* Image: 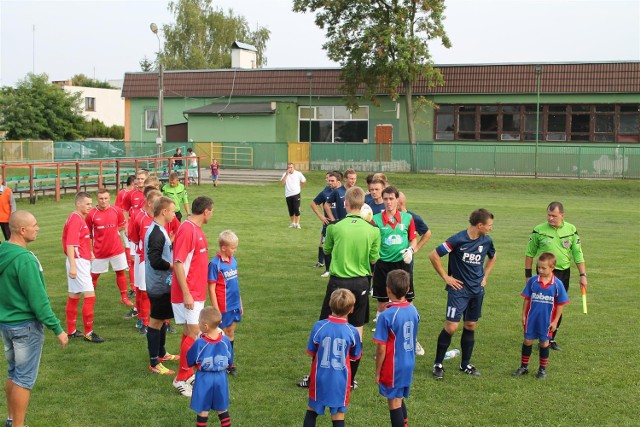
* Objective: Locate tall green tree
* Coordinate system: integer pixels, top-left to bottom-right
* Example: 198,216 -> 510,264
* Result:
160,0 -> 270,70
293,0 -> 451,163
0,73 -> 87,140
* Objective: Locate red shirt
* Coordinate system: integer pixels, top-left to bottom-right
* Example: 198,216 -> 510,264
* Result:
62,212 -> 92,260
85,206 -> 126,259
165,216 -> 181,240
136,212 -> 155,261
171,220 -> 209,303
115,188 -> 130,210
126,189 -> 145,238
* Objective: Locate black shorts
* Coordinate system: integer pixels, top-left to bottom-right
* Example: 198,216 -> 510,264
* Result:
149,293 -> 174,320
372,260 -> 413,302
285,194 -> 301,217
554,268 -> 570,292
319,276 -> 370,327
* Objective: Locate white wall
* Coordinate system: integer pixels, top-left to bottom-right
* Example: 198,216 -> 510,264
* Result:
63,86 -> 124,127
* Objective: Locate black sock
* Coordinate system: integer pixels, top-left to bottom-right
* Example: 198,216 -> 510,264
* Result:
218,410 -> 231,427
303,410 -> 318,427
350,358 -> 360,384
332,420 -> 345,427
539,345 -> 550,370
390,407 -> 404,427
318,247 -> 325,264
325,254 -> 332,272
196,414 -> 208,427
460,328 -> 475,367
146,326 -> 161,365
159,323 -> 167,357
434,329 -> 453,364
401,399 -> 408,420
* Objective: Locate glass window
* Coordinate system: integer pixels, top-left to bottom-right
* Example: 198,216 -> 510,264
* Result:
437,105 -> 454,113
458,115 -> 475,132
85,97 -> 96,112
619,115 -> 639,133
502,105 -> 519,113
351,106 -> 369,120
334,106 -> 350,120
525,105 -> 542,112
145,110 -> 158,130
571,105 -> 590,112
436,132 -> 454,140
459,105 -> 476,113
503,114 -> 520,132
595,115 -> 614,133
571,114 -> 590,133
480,106 -> 498,112
436,114 -> 454,132
595,104 -> 615,112
549,105 -> 566,112
480,114 -> 498,132
546,133 -> 567,141
334,121 -> 368,142
548,114 -> 566,132
299,107 -> 314,119
595,134 -> 614,142
317,106 -> 333,119
524,115 -> 542,133
620,104 -> 639,113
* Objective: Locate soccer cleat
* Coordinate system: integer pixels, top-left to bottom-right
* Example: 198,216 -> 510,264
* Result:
167,324 -> 177,334
135,319 -> 143,329
313,262 -> 325,268
123,308 -> 138,320
320,271 -> 330,278
121,297 -> 134,307
536,368 -> 547,379
297,375 -> 310,388
549,341 -> 562,351
350,379 -> 358,390
227,365 -> 238,376
84,332 -> 105,343
295,223 -> 301,229
288,223 -> 295,228
172,379 -> 193,397
187,374 -> 196,386
149,363 -> 175,375
512,366 -> 529,376
160,353 -> 179,362
139,326 -> 148,336
460,364 -> 481,376
433,364 -> 444,379
415,341 -> 425,356
67,330 -> 84,339
127,289 -> 136,299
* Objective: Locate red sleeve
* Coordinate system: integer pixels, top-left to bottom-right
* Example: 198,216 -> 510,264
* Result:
129,213 -> 141,244
121,191 -> 132,211
408,217 -> 417,241
64,215 -> 81,247
117,207 -> 126,228
85,210 -> 94,238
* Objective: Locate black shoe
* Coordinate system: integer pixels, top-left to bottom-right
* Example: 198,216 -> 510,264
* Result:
139,326 -> 148,336
67,330 -> 84,339
297,375 -> 310,387
123,308 -> 138,320
536,368 -> 547,379
549,341 -> 562,351
227,366 -> 238,376
512,366 -> 529,376
460,364 -> 481,376
433,364 -> 444,379
127,289 -> 136,299
84,332 -> 105,343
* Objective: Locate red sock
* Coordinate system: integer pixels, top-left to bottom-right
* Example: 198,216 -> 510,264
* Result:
115,270 -> 128,298
135,288 -> 142,313
176,334 -> 195,381
127,253 -> 135,289
82,296 -> 96,334
138,291 -> 150,326
65,297 -> 80,334
91,273 -> 100,289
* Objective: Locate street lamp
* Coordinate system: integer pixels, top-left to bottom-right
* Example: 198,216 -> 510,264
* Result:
534,65 -> 542,178
306,72 -> 313,143
150,22 -> 164,158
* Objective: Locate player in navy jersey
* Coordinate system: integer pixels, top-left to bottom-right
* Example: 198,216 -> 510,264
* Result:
374,270 -> 420,427
428,208 -> 497,379
303,288 -> 362,427
319,171 -> 343,278
187,306 -> 233,427
324,174 -> 347,222
310,172 -> 338,269
208,230 -> 242,375
513,252 -> 569,379
365,178 -> 386,215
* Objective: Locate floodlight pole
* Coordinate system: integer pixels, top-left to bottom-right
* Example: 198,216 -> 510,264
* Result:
151,23 -> 164,159
306,72 -> 313,143
535,65 -> 542,179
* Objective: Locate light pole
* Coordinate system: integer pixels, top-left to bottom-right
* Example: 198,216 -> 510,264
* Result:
150,23 -> 164,158
534,65 -> 542,178
306,72 -> 313,143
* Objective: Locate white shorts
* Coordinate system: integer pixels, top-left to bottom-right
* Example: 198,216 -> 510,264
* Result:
135,259 -> 146,291
172,301 -> 205,325
66,258 -> 93,293
129,241 -> 137,253
91,253 -> 128,274
121,231 -> 131,250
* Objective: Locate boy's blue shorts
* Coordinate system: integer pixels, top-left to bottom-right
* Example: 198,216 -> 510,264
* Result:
221,309 -> 242,329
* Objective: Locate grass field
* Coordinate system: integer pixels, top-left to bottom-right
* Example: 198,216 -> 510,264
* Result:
0,173 -> 638,427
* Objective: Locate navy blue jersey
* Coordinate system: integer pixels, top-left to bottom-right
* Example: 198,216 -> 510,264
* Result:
522,275 -> 569,340
435,230 -> 496,296
364,193 -> 374,206
306,316 -> 362,408
187,334 -> 233,412
313,185 -> 333,206
326,186 -> 348,220
366,199 -> 385,216
373,301 -> 420,388
407,210 -> 429,236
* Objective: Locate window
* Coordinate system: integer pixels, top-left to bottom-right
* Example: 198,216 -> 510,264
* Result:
146,109 -> 159,130
433,104 -> 640,143
298,106 -> 369,143
85,97 -> 96,112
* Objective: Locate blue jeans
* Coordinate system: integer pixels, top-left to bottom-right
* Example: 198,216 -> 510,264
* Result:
0,320 -> 44,390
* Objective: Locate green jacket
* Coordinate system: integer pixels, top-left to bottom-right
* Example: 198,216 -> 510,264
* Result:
162,182 -> 189,213
525,220 -> 585,270
0,242 -> 63,335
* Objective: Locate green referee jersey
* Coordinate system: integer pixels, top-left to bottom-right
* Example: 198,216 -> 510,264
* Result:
161,182 -> 189,213
525,220 -> 585,270
324,214 -> 381,278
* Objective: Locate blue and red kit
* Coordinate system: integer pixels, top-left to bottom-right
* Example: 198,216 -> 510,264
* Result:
306,316 -> 362,412
373,301 -> 420,388
187,333 -> 233,413
521,275 -> 570,341
208,254 -> 240,313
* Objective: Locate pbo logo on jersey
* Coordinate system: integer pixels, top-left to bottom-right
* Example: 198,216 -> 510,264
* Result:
462,252 -> 481,265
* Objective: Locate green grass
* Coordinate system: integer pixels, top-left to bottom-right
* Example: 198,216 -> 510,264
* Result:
1,173 -> 638,427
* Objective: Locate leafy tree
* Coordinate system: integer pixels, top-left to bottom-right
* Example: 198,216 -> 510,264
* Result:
160,0 -> 270,70
71,73 -> 115,89
0,73 -> 88,140
140,56 -> 154,72
293,0 -> 451,166
85,118 -> 124,139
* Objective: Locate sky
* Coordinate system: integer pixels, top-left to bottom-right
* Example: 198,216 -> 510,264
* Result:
0,0 -> 638,87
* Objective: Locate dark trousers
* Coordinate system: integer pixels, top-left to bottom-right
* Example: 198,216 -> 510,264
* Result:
552,268 -> 570,339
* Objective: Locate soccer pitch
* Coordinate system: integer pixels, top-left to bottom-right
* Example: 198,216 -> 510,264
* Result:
1,173 -> 638,427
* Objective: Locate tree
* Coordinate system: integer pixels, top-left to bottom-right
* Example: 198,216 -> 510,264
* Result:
293,0 -> 451,168
159,0 -> 270,70
71,74 -> 115,89
139,56 -> 154,72
0,73 -> 88,140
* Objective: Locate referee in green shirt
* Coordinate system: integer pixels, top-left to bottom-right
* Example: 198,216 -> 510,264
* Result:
161,172 -> 190,221
525,201 -> 588,351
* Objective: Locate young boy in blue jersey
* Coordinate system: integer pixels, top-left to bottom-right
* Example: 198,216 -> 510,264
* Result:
374,269 -> 420,427
513,252 -> 569,379
208,230 -> 242,376
428,208 -> 497,379
303,288 -> 362,427
187,306 -> 233,427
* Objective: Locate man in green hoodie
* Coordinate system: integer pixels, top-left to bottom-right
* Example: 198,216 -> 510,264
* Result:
0,211 -> 68,427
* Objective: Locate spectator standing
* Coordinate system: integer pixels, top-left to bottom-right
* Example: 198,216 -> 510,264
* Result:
0,180 -> 16,241
280,163 -> 306,229
187,148 -> 198,183
210,158 -> 220,187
